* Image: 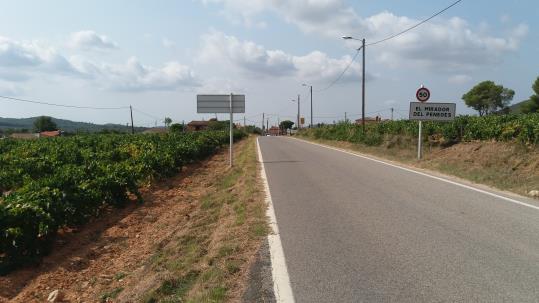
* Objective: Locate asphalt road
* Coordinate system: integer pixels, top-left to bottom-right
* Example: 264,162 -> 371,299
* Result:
258,136 -> 539,303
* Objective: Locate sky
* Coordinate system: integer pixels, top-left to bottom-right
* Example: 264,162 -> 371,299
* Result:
0,0 -> 537,127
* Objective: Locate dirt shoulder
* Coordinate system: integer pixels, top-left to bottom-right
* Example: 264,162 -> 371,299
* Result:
0,136 -> 267,303
296,136 -> 539,199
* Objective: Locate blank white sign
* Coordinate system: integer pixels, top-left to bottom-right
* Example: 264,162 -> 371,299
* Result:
197,94 -> 245,113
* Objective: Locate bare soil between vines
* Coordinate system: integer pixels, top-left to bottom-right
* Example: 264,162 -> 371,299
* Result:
0,137 -> 266,302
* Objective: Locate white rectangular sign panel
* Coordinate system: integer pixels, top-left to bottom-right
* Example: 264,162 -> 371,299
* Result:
197,94 -> 245,113
409,102 -> 456,121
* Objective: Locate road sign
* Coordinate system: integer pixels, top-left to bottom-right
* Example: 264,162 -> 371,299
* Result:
409,102 -> 456,121
300,117 -> 305,125
196,94 -> 246,168
197,94 -> 245,113
410,101 -> 454,160
416,87 -> 430,103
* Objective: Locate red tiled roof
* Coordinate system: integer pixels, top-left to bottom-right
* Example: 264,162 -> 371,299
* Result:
40,130 -> 61,137
188,121 -> 210,126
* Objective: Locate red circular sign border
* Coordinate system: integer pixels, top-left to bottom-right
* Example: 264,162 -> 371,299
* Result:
416,87 -> 430,102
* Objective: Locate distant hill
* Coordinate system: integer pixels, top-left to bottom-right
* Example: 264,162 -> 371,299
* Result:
0,116 -> 147,133
507,100 -> 529,114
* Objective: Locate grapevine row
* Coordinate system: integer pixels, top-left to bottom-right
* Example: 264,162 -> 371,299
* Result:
0,130 -> 246,273
302,114 -> 539,146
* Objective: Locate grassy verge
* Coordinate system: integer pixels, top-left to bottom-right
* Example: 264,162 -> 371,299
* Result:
297,134 -> 539,197
141,136 -> 267,303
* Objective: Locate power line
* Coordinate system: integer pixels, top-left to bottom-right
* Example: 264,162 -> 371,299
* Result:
314,49 -> 361,92
0,95 -> 129,110
366,0 -> 463,47
132,107 -> 161,121
315,0 -> 463,92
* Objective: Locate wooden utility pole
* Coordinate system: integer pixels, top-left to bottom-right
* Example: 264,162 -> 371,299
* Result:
130,105 -> 135,134
361,38 -> 366,133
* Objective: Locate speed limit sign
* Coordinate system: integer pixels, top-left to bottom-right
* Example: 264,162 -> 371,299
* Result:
416,87 -> 430,102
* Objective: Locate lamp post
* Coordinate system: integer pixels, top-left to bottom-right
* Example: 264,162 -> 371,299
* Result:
342,36 -> 366,133
302,83 -> 313,127
291,96 -> 300,130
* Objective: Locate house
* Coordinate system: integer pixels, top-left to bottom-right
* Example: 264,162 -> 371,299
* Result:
39,130 -> 62,138
187,121 -> 210,131
268,126 -> 281,136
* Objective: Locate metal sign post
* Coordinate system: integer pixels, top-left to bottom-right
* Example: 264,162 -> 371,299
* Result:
197,94 -> 245,167
416,86 -> 429,160
409,86 -> 456,160
417,121 -> 422,159
229,93 -> 233,167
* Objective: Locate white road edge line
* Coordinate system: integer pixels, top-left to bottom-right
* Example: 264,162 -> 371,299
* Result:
257,137 -> 295,303
292,137 -> 539,211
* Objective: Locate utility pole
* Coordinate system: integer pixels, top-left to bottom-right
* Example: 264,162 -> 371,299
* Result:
266,118 -> 269,133
262,113 -> 265,134
244,116 -> 246,127
310,85 -> 313,128
129,105 -> 134,134
391,108 -> 394,120
361,38 -> 366,133
345,112 -> 347,123
297,94 -> 301,129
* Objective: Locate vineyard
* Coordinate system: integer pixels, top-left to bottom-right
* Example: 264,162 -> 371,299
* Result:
301,114 -> 539,147
0,130 -> 245,273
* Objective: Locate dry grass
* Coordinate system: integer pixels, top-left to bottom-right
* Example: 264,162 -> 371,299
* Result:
136,136 -> 267,303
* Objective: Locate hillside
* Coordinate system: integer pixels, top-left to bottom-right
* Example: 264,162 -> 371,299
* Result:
508,100 -> 529,114
0,116 -> 147,133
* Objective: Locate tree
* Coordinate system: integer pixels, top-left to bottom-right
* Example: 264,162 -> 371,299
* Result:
33,116 -> 57,132
169,123 -> 184,133
521,77 -> 539,113
279,120 -> 294,130
462,81 -> 515,116
208,120 -> 233,131
164,117 -> 172,128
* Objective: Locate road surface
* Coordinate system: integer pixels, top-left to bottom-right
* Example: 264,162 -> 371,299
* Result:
258,136 -> 539,303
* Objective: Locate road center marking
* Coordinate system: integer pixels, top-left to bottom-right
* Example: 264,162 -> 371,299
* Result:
257,137 -> 295,303
292,137 -> 539,211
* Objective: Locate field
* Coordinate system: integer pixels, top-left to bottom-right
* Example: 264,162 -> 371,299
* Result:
305,113 -> 539,147
0,130 -> 246,273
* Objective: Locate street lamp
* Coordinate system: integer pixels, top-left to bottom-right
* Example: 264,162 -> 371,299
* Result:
291,95 -> 300,130
302,83 -> 313,127
342,35 -> 366,133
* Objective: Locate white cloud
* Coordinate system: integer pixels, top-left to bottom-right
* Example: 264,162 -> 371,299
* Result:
203,0 -> 528,72
0,36 -> 78,80
68,30 -> 117,51
71,56 -> 199,92
198,31 -> 366,83
0,35 -> 199,92
448,74 -> 472,84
